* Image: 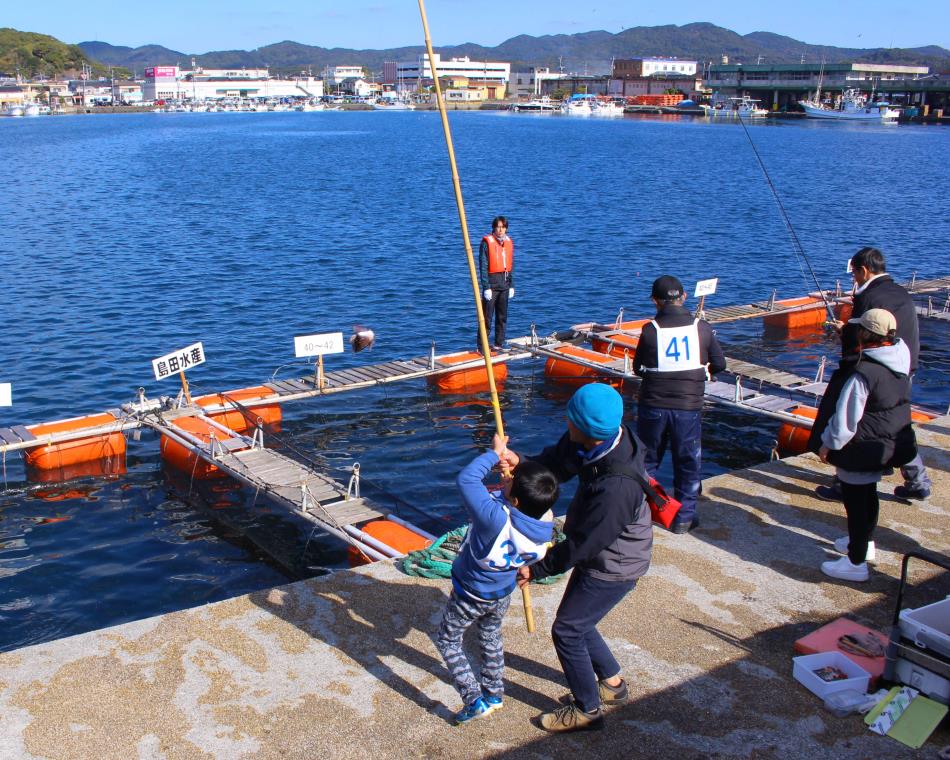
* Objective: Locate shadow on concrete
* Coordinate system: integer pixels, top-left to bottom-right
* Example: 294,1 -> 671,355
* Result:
487,573 -> 950,760
249,573 -> 556,723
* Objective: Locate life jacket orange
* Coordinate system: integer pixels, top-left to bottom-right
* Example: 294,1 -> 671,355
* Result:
482,235 -> 514,274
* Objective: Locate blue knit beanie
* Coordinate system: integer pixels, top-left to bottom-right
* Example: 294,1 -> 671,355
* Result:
567,383 -> 623,440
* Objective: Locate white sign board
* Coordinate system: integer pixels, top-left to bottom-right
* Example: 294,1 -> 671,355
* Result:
694,278 -> 719,298
152,342 -> 206,381
294,332 -> 344,358
0,383 -> 11,407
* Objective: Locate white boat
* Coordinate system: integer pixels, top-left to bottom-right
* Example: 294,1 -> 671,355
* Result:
560,95 -> 593,116
2,105 -> 24,117
372,99 -> 415,111
592,100 -> 624,117
800,89 -> 899,122
295,100 -> 324,112
709,96 -> 768,118
22,103 -> 41,117
510,97 -> 557,113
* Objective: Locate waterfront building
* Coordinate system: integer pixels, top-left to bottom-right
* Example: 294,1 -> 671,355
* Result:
0,85 -> 25,107
323,65 -> 364,85
510,67 -> 565,99
704,62 -> 932,111
394,53 -> 509,95
142,66 -> 324,101
614,57 -> 698,78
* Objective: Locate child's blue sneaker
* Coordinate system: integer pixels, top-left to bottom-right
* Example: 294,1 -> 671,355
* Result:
482,694 -> 503,714
455,697 -> 491,725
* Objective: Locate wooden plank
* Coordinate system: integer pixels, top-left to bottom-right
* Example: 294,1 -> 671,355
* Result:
357,365 -> 393,380
331,369 -> 376,386
0,428 -> 22,445
11,425 -> 36,442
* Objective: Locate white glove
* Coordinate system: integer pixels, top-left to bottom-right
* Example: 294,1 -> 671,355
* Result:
483,288 -> 493,301
508,288 -> 515,301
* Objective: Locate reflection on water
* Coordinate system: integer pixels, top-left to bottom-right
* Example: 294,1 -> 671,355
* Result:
0,111 -> 948,652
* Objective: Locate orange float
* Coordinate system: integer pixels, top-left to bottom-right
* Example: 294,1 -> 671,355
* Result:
544,345 -> 624,389
348,519 -> 433,567
428,351 -> 508,394
24,413 -> 127,473
776,406 -> 818,456
591,332 -> 640,358
763,297 -> 828,330
194,386 -> 281,432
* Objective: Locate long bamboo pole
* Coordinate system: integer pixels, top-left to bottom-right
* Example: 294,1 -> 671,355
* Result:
416,0 -> 534,633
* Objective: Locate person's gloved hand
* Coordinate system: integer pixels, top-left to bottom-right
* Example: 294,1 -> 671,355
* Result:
508,288 -> 515,301
483,288 -> 493,301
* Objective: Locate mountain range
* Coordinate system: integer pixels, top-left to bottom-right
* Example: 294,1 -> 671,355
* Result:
79,23 -> 949,76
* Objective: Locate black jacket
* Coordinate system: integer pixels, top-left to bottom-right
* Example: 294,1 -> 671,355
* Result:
528,425 -> 653,582
633,303 -> 727,411
845,275 -> 920,372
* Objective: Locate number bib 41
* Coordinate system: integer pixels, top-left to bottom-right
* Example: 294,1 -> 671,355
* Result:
653,319 -> 703,372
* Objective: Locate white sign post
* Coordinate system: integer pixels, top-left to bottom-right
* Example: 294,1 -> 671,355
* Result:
151,342 -> 206,404
693,278 -> 719,318
294,332 -> 344,389
0,383 -> 11,408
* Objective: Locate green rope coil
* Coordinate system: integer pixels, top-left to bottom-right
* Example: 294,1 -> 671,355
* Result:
400,522 -> 566,584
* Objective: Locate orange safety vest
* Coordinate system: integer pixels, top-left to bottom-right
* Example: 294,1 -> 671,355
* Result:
482,235 -> 514,274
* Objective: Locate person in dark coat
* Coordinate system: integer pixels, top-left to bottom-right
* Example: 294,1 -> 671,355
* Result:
817,247 -> 931,501
808,309 -> 916,581
633,275 -> 727,533
502,383 -> 652,733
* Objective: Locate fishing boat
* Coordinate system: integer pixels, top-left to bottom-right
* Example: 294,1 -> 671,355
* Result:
2,105 -> 24,117
509,97 -> 557,113
592,99 -> 624,117
800,89 -> 900,122
372,98 -> 415,111
22,103 -> 41,117
709,95 -> 768,118
560,94 -> 593,116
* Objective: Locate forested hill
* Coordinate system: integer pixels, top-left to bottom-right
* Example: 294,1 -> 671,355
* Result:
78,22 -> 949,75
0,28 -> 124,78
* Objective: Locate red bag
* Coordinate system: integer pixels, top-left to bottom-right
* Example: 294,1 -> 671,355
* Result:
640,477 -> 682,529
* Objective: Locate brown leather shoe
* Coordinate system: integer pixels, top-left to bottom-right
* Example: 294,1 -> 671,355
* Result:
538,702 -> 604,733
558,678 -> 629,708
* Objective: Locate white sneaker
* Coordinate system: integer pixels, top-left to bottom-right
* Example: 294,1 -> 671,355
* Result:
833,536 -> 876,562
821,556 -> 870,582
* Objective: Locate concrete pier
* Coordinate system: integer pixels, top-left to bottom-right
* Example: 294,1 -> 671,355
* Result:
1,419 -> 948,759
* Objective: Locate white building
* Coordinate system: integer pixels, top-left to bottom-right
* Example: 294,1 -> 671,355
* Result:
394,53 -> 510,94
142,66 -> 323,101
510,67 -> 565,98
613,58 -> 698,79
323,65 -> 364,85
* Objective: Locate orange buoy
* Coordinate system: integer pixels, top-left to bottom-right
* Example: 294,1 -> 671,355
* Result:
544,345 -> 623,389
835,302 -> 853,324
348,519 -> 433,566
776,406 -> 818,455
428,351 -> 508,394
763,297 -> 827,330
194,386 -> 281,432
160,415 -> 249,479
24,413 -> 127,473
615,318 -> 650,333
591,332 -> 640,358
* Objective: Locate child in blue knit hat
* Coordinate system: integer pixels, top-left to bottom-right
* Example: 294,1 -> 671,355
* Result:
436,433 -> 559,725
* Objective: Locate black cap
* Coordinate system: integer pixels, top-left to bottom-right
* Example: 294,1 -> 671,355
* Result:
651,275 -> 684,301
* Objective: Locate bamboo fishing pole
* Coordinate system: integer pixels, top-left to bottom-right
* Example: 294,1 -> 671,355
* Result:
416,0 -> 535,634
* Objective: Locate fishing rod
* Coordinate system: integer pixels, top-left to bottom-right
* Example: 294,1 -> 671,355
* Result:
735,116 -> 837,326
416,0 -> 536,633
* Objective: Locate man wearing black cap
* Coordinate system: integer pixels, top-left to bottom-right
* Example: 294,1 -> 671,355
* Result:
633,275 -> 726,533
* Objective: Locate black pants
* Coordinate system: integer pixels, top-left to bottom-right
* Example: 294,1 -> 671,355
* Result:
840,481 -> 879,564
480,287 -> 509,348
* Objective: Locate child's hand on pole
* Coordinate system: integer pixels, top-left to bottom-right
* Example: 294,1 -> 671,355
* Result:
492,433 -> 509,458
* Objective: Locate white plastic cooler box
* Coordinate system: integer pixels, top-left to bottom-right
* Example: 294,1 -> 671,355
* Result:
896,596 -> 950,703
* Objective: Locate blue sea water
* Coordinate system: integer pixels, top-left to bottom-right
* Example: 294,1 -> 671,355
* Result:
0,110 -> 948,652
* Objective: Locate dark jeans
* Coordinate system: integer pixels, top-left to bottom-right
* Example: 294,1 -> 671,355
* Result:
480,286 -> 509,347
551,569 -> 637,713
636,404 -> 703,522
840,481 -> 879,564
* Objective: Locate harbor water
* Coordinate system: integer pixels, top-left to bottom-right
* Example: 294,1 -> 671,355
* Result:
1,110 -> 948,653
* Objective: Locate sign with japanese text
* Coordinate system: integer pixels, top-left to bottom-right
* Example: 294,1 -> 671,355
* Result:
294,332 -> 344,358
152,342 -> 205,381
694,278 -> 719,298
0,383 -> 10,407
145,66 -> 178,79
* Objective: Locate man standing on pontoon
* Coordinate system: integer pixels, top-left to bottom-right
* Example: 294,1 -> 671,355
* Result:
478,216 -> 514,351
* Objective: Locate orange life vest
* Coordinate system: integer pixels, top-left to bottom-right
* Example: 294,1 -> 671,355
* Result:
482,235 -> 514,274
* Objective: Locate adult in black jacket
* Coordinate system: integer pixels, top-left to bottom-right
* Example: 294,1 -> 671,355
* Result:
833,247 -> 930,500
506,383 -> 652,733
633,275 -> 726,533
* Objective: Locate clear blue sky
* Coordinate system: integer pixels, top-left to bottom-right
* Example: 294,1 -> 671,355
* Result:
6,0 -> 948,53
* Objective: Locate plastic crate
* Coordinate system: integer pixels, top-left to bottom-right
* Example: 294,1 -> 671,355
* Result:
894,656 -> 950,705
899,597 -> 950,659
793,651 -> 870,699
